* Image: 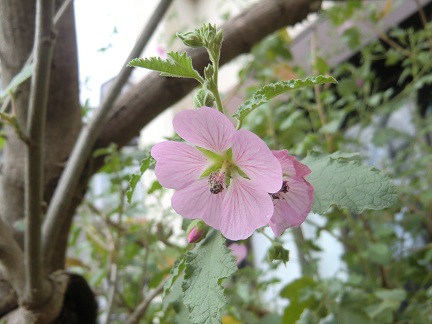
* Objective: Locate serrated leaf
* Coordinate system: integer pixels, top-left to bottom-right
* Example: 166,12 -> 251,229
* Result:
163,258 -> 185,309
233,75 -> 337,122
126,156 -> 152,204
302,152 -> 397,214
128,51 -> 204,82
162,258 -> 191,324
148,180 -> 162,194
182,232 -> 237,324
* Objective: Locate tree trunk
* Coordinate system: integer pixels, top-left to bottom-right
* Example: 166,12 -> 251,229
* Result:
0,0 -> 81,321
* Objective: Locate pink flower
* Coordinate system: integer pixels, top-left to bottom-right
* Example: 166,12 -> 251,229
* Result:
228,243 -> 248,265
269,150 -> 314,237
151,107 -> 282,240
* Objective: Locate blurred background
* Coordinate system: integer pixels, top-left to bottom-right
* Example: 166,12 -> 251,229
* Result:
44,0 -> 432,322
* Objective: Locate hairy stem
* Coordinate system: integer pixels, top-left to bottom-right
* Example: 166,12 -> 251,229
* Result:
311,28 -> 333,152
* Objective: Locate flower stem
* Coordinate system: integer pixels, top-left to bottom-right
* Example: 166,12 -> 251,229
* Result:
208,49 -> 224,113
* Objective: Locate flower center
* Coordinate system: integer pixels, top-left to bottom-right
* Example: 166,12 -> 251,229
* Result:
270,180 -> 290,200
199,147 -> 249,194
208,171 -> 225,194
281,181 -> 289,193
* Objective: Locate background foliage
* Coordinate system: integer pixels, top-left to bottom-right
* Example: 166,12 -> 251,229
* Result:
65,1 -> 432,323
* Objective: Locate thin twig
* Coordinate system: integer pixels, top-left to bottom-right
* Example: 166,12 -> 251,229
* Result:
104,263 -> 118,324
24,0 -> 56,305
310,28 -> 333,151
126,279 -> 166,324
373,27 -> 412,58
42,0 -> 174,269
104,166 -> 127,323
358,214 -> 390,289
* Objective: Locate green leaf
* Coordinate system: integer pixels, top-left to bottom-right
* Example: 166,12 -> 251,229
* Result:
302,152 -> 397,214
367,289 -> 406,319
147,180 -> 162,194
342,26 -> 361,49
374,289 -> 406,302
365,242 -> 391,265
267,242 -> 289,265
128,51 -> 204,83
162,258 -> 192,324
163,258 -> 185,306
233,76 -> 337,122
1,63 -> 33,101
126,156 -> 152,204
336,308 -> 373,324
280,277 -> 318,324
182,232 -> 237,324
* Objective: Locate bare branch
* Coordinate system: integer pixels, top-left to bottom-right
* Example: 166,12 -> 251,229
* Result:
24,0 -> 56,305
42,0 -> 174,269
126,280 -> 166,324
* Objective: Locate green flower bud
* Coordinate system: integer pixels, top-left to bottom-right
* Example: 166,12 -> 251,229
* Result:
213,29 -> 224,48
193,88 -> 215,108
177,31 -> 203,48
267,242 -> 289,265
204,64 -> 214,81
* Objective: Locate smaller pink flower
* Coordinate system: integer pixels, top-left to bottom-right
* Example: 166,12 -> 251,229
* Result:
155,45 -> 167,59
228,243 -> 247,265
269,150 -> 314,237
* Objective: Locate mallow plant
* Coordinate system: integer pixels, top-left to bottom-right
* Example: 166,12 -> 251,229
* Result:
126,23 -> 397,324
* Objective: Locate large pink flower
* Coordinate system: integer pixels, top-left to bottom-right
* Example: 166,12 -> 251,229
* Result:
151,107 -> 282,240
269,150 -> 314,237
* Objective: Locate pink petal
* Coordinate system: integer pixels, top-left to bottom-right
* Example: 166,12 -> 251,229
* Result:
269,177 -> 314,237
173,107 -> 236,154
151,141 -> 208,190
220,176 -> 274,240
232,130 -> 282,193
272,150 -> 311,178
171,178 -> 225,226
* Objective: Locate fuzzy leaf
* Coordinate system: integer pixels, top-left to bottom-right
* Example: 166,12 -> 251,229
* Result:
182,232 -> 237,324
302,152 -> 397,214
128,51 -> 203,82
233,75 -> 337,121
162,258 -> 191,324
126,156 -> 152,204
163,258 -> 185,309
